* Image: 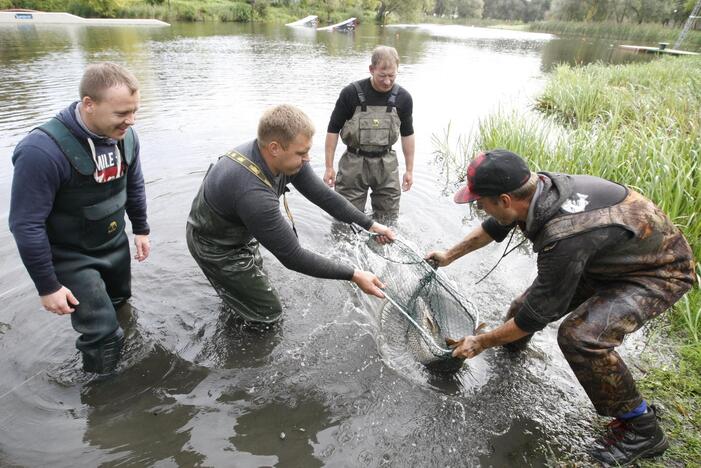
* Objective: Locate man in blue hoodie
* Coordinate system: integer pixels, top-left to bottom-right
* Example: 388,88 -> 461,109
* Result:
9,62 -> 150,374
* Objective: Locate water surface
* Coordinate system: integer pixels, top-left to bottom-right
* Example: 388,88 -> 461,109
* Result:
0,22 -> 654,467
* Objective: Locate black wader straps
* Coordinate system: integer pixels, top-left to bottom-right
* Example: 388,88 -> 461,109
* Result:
225,150 -> 298,238
386,84 -> 399,113
353,81 -> 367,112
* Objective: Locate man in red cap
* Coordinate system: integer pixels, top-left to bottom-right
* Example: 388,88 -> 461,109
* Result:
426,149 -> 695,466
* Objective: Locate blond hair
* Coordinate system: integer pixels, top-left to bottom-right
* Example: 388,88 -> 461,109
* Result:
79,62 -> 139,102
371,45 -> 400,68
257,104 -> 315,148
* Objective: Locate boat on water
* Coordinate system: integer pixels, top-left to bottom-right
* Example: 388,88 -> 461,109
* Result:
317,17 -> 357,32
0,9 -> 169,26
285,15 -> 318,28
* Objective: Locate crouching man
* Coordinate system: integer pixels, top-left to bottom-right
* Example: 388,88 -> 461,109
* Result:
426,149 -> 695,465
187,104 -> 394,325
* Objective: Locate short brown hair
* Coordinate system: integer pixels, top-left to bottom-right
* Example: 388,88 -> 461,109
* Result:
79,62 -> 139,101
257,104 -> 315,148
371,45 -> 399,68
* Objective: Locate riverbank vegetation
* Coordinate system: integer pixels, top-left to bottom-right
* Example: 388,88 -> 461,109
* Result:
5,0 -> 696,28
433,55 -> 701,464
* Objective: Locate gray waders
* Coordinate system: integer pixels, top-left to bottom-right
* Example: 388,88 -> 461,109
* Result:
187,151 -> 288,324
337,82 -> 402,217
38,118 -> 136,373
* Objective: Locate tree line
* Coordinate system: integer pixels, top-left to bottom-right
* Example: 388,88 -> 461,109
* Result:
3,0 -> 697,25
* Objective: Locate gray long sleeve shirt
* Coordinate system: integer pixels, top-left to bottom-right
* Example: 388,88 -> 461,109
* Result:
203,140 -> 373,280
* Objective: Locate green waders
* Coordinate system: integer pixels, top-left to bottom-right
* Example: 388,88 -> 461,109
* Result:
336,82 -> 402,216
186,153 -> 285,324
38,118 -> 136,373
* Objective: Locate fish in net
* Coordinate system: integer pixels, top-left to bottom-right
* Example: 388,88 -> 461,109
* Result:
353,232 -> 478,373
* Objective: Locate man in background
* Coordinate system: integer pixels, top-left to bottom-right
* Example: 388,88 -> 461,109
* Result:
324,45 -> 415,220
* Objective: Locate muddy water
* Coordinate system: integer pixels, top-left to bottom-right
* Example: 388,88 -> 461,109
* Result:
0,22 -> 653,466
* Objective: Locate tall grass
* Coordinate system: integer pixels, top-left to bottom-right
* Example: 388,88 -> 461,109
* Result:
115,0 -> 376,24
116,0 -> 254,22
528,20 -> 701,52
434,56 -> 701,463
435,56 -> 701,340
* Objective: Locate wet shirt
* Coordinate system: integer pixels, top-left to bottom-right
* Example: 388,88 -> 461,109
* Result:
203,140 -> 373,280
327,78 -> 414,137
481,173 -> 631,333
9,102 -> 149,296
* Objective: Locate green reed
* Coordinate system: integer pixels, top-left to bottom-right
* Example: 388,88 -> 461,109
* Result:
528,20 -> 701,52
435,56 -> 701,341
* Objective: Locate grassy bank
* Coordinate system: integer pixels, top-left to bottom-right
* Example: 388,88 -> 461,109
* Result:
527,20 -> 701,52
433,55 -> 700,465
115,0 -> 375,24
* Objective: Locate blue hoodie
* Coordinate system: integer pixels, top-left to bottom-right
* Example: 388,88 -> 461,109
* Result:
9,102 -> 149,296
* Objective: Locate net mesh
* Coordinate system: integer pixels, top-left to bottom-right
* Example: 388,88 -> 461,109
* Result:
355,234 -> 478,373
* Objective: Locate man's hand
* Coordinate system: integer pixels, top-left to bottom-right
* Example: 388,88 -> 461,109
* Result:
402,172 -> 413,192
324,167 -> 336,187
134,234 -> 150,262
446,335 -> 485,359
41,286 -> 79,315
351,270 -> 386,298
425,250 -> 451,268
368,222 -> 396,245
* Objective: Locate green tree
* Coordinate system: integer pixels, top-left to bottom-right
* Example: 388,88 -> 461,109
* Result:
625,0 -> 674,23
548,0 -> 608,21
483,0 -> 550,21
375,0 -> 425,23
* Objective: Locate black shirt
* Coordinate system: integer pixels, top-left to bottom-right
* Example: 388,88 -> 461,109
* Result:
327,78 -> 414,137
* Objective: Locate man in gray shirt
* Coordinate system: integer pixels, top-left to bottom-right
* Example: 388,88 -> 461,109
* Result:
187,104 -> 394,324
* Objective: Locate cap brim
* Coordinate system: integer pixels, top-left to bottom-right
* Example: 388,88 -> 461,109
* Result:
453,185 -> 481,204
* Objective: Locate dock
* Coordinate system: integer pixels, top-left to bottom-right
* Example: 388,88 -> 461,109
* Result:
618,44 -> 699,56
0,9 -> 170,26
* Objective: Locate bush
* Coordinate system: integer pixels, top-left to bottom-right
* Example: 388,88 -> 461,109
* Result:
212,2 -> 253,22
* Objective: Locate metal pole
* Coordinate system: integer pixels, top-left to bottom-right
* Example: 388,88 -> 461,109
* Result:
674,0 -> 701,50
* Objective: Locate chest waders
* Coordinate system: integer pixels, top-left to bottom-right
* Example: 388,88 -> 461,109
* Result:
37,118 -> 137,374
524,188 -> 694,417
336,82 -> 402,217
186,150 -> 296,324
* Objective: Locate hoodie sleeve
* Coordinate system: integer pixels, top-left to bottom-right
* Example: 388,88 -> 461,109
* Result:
291,163 -> 373,229
125,131 -> 150,235
9,135 -> 71,296
513,226 -> 631,333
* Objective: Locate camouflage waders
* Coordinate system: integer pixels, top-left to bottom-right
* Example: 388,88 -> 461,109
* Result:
186,159 -> 284,324
337,82 -> 401,216
511,190 -> 695,417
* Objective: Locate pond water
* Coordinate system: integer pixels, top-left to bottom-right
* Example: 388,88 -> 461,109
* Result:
0,21 -> 654,467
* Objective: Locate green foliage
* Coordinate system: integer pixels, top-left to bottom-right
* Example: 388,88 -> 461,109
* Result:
66,0 -> 119,17
482,0 -> 550,22
528,20 -> 701,51
433,54 -> 701,466
548,0 -> 678,23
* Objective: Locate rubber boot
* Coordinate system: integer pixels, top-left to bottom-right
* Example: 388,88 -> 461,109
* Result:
81,327 -> 125,374
590,405 -> 669,466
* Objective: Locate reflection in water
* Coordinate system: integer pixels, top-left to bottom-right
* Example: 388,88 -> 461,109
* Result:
0,21 -> 651,467
81,344 -> 209,466
194,307 -> 283,369
231,397 -> 332,468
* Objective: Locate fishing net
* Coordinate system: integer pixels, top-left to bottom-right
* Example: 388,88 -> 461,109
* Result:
353,232 -> 478,373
